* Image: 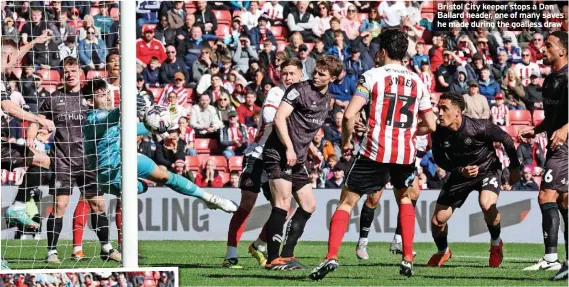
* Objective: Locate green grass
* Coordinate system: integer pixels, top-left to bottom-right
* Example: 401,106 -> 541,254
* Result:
2,240 -> 567,286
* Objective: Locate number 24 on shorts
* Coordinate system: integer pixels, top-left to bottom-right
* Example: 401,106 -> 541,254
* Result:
482,177 -> 499,188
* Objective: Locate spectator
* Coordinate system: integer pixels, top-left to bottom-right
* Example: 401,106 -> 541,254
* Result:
27,73 -> 50,114
31,29 -> 60,71
493,23 -> 520,48
309,167 -> 323,188
7,79 -> 25,108
354,0 -> 372,13
142,57 -> 161,88
312,128 -> 335,161
177,24 -> 209,70
285,32 -> 305,59
427,166 -> 449,190
236,89 -> 261,127
418,61 -> 435,92
223,69 -> 247,95
214,92 -> 235,126
19,66 -> 36,103
329,69 -> 356,110
469,25 -> 499,61
524,72 -> 543,112
344,46 -> 370,80
497,36 -> 522,64
501,68 -> 526,110
165,92 -> 188,124
463,80 -> 490,120
445,22 -> 463,52
178,116 -> 197,156
232,35 -> 259,73
413,41 -> 430,74
359,8 -> 382,40
192,47 -> 217,84
340,4 -> 361,40
190,93 -> 224,137
159,44 -> 189,86
249,14 -> 277,50
449,65 -> 469,94
435,50 -> 462,92
401,15 -> 423,57
78,15 -> 102,41
327,31 -> 349,61
515,49 -> 541,87
297,44 -> 316,80
287,1 -> 315,42
310,38 -> 327,60
206,73 -> 230,103
325,162 -> 345,188
331,1 -> 350,19
429,33 -> 446,72
517,137 -> 545,168
136,1 -> 161,31
478,67 -> 500,104
93,3 -> 114,35
173,159 -> 195,183
464,52 -> 486,82
220,110 -> 249,160
154,15 -> 177,46
167,1 -> 185,29
196,63 -> 221,94
512,166 -> 540,191
136,25 -> 167,68
377,0 -> 407,29
323,111 -> 343,155
194,0 -> 218,39
241,1 -> 263,30
475,37 -> 494,65
527,32 -> 545,64
356,31 -> 379,70
58,35 -> 78,60
229,0 -> 251,11
224,17 -> 245,50
322,17 -> 349,51
313,2 -> 332,38
20,6 -> 48,44
175,13 -> 196,43
137,135 -> 154,160
222,171 -> 240,187
258,39 -> 276,70
490,51 -> 510,82
490,93 -> 510,126
247,110 -> 261,141
158,72 -> 189,106
155,128 -> 186,171
195,158 -> 224,188
262,0 -> 284,26
2,17 -> 19,43
137,74 -> 155,99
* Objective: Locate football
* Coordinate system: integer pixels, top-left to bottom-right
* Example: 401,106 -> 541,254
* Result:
144,105 -> 172,134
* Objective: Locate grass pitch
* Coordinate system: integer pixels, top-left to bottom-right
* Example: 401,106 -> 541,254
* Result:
2,240 -> 567,286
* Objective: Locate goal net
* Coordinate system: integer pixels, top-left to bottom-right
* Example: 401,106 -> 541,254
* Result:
1,0 -> 137,269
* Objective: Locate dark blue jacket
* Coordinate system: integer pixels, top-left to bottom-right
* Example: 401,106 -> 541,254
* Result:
478,79 -> 500,104
143,67 -> 160,86
249,27 -> 277,50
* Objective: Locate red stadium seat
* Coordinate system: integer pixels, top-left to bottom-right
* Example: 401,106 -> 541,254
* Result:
219,171 -> 230,184
36,69 -> 61,84
422,0 -> 437,12
270,26 -> 288,41
232,10 -> 242,18
532,110 -> 544,126
185,88 -> 194,103
201,156 -> 228,172
277,41 -> 288,52
185,1 -> 196,10
504,125 -> 526,142
185,156 -> 201,171
90,7 -> 101,16
80,69 -> 86,86
216,24 -> 231,38
110,7 -> 119,21
357,13 -> 368,23
228,156 -> 244,171
86,70 -> 108,80
147,87 -> 163,102
194,138 -> 219,154
509,110 -> 532,125
213,10 -> 232,25
12,68 -> 22,79
42,84 -> 58,93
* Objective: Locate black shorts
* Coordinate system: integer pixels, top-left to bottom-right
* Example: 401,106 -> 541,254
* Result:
263,155 -> 311,194
1,143 -> 27,171
541,143 -> 568,193
48,164 -> 100,197
345,154 -> 416,195
437,171 -> 501,208
238,155 -> 272,201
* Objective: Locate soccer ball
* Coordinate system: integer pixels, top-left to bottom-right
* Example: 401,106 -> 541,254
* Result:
144,105 -> 172,134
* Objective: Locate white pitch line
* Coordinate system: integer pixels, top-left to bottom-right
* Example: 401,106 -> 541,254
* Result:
453,255 -> 538,261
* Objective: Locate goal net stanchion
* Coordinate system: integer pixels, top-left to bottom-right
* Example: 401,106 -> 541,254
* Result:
119,0 -> 139,268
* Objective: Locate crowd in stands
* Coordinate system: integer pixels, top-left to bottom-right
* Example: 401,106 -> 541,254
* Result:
0,271 -> 175,287
2,0 -> 567,191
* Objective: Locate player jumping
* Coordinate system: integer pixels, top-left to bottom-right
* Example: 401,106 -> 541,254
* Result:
519,31 -> 568,281
309,29 -> 436,279
222,59 -> 304,268
426,91 -> 521,268
263,55 -> 343,270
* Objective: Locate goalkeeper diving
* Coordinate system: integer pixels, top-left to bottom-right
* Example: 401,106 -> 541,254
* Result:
82,78 -> 237,212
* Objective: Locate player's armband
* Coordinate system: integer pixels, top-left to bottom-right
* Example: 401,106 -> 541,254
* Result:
354,84 -> 370,102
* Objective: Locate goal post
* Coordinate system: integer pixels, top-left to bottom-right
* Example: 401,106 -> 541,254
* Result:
119,0 -> 139,268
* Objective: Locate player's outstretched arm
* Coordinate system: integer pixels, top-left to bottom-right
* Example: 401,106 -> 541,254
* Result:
1,100 -> 53,130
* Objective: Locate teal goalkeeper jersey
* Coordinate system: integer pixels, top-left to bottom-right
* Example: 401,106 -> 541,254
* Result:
84,108 -> 121,173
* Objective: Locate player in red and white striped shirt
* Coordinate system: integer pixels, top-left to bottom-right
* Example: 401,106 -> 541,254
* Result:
157,72 -> 189,106
490,93 -> 510,126
310,30 -> 437,280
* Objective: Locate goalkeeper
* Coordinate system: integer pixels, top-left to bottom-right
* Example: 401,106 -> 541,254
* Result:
82,78 -> 237,213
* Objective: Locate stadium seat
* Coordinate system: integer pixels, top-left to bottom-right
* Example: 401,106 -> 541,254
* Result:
90,7 -> 101,16
148,87 -> 163,101
216,24 -> 230,38
185,88 -> 194,103
194,138 -> 219,154
200,155 -> 228,172
37,69 -> 61,84
422,0 -> 437,12
232,10 -> 242,18
219,171 -> 230,184
12,68 -> 22,79
532,110 -> 544,126
42,84 -> 58,93
213,10 -> 232,25
185,1 -> 196,10
142,24 -> 157,33
271,26 -> 288,41
509,110 -> 532,125
277,41 -> 288,52
357,13 -> 368,23
504,125 -> 526,142
228,156 -> 244,171
87,70 -> 108,80
110,7 -> 119,21
185,156 -> 201,171
80,70 -> 86,86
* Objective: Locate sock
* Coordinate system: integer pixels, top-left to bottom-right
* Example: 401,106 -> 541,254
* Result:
91,212 -> 110,247
15,166 -> 42,203
487,223 -> 501,245
72,199 -> 90,248
101,243 -> 113,253
395,200 -> 417,237
557,203 -> 568,260
545,253 -> 559,262
399,203 -> 415,260
358,237 -> 368,245
254,238 -> 267,253
72,246 -> 82,253
359,204 -> 376,239
540,202 -> 559,255
433,225 -> 448,253
227,207 -> 251,247
225,246 -> 238,259
394,234 -> 402,243
115,202 -> 123,246
266,207 -> 287,262
281,207 -> 312,258
326,210 -> 350,260
258,222 -> 268,242
166,172 -> 208,200
46,214 -> 63,252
